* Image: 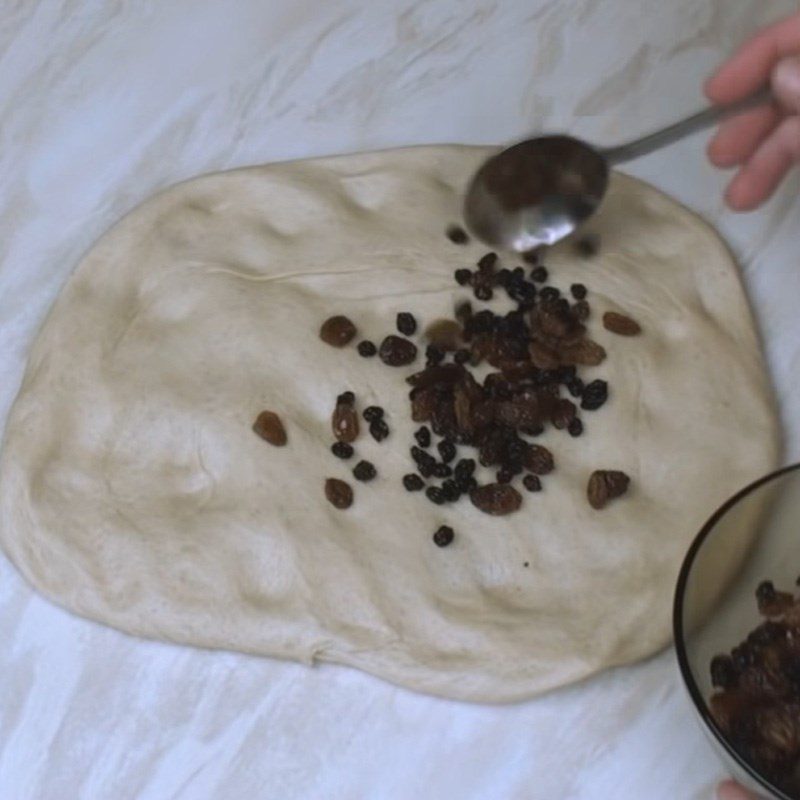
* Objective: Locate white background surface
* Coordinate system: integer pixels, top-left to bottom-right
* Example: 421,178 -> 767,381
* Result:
1,2 -> 799,798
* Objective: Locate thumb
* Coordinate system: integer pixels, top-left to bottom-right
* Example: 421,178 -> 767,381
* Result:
772,55 -> 800,113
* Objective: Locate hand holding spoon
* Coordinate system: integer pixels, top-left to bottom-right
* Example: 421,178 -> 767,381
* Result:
463,87 -> 773,253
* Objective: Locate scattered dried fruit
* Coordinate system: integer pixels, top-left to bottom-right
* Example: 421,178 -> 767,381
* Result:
353,460 -> 377,482
470,483 -> 522,515
357,340 -> 377,357
575,234 -> 599,257
587,470 -> 630,509
581,379 -> 608,411
446,225 -> 469,244
522,474 -> 542,492
362,406 -> 384,423
426,319 -> 463,351
603,311 -> 642,336
320,315 -> 357,347
325,478 -> 353,509
403,474 -> 425,491
523,445 -> 554,475
378,335 -> 418,366
331,441 -> 354,459
397,312 -> 417,336
332,395 -> 359,443
570,283 -> 587,300
252,410 -> 287,446
433,525 -> 455,547
369,418 -> 390,442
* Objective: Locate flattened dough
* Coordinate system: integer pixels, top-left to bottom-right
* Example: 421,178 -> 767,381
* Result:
0,146 -> 779,701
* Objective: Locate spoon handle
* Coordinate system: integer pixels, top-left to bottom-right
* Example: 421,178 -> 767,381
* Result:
602,86 -> 774,166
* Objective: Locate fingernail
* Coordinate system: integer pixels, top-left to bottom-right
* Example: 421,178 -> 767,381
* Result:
772,56 -> 800,111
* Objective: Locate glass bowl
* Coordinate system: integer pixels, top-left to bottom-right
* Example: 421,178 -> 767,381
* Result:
674,463 -> 800,800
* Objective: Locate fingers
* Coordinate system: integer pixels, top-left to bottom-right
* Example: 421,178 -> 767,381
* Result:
706,13 -> 800,104
708,104 -> 782,167
716,779 -> 759,800
773,55 -> 800,112
726,115 -> 800,210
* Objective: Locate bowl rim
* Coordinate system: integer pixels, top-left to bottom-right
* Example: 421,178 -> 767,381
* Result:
673,462 -> 800,800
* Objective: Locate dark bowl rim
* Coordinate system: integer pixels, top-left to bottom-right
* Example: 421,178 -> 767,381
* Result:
673,462 -> 800,800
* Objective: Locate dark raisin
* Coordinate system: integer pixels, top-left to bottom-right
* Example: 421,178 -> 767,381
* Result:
320,315 -> 357,347
474,284 -> 493,301
496,268 -> 511,287
437,440 -> 457,463
573,300 -> 590,321
710,654 -> 738,689
337,391 -> 355,406
331,441 -> 354,459
357,340 -> 377,357
756,581 -> 776,604
454,348 -> 470,364
425,319 -> 463,351
252,410 -> 287,446
446,225 -> 469,244
524,445 -> 554,475
496,467 -> 514,484
425,344 -> 445,366
418,461 -> 435,479
575,234 -> 599,257
454,268 -> 473,286
362,406 -> 384,423
520,473 -> 541,493
353,460 -> 377,482
568,417 -> 584,437
325,478 -> 353,509
522,248 -> 542,265
433,525 -> 455,547
441,479 -> 461,502
581,379 -> 608,411
587,470 -> 630,509
379,335 -> 418,367
477,252 -> 498,271
454,301 -> 473,324
396,312 -> 417,336
470,483 -> 522,515
566,378 -> 585,397
456,475 -> 478,494
531,266 -> 548,283
539,286 -> 560,302
570,283 -> 587,300
369,419 -> 390,442
454,459 -> 476,481
403,474 -> 425,492
426,486 -> 445,505
433,463 -> 452,479
551,398 -> 577,429
414,426 -> 431,448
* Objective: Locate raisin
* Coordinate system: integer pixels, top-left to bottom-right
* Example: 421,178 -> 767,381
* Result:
496,467 -> 514,484
568,417 -> 584,437
433,463 -> 452,479
353,460 -> 377,482
477,252 -> 498,272
454,268 -> 472,286
496,268 -> 511,287
433,525 -> 455,547
437,440 -> 457,463
403,474 -> 425,491
470,483 -> 522,515
379,335 -> 418,366
362,406 -> 384,423
757,581 -> 776,604
369,419 -> 390,442
587,470 -> 630,509
337,391 -> 355,405
561,338 -> 606,366
397,312 -> 417,336
426,486 -> 445,505
446,225 -> 469,244
710,655 -> 738,689
570,283 -> 587,300
454,348 -> 470,364
566,378 -> 584,397
425,319 -> 463,351
325,478 -> 353,509
474,284 -> 493,301
332,400 -> 359,443
523,474 -> 542,492
575,234 -> 599,257
320,315 -> 357,347
414,426 -> 431,448
531,266 -> 548,283
539,286 -> 560,302
454,301 -> 473,325
573,300 -> 590,321
581,379 -> 608,411
441,479 -> 461,502
454,459 -> 476,481
425,344 -> 445,366
331,441 -> 354,459
522,247 -> 543,265
523,444 -> 554,475
357,340 -> 377,357
603,311 -> 642,336
252,410 -> 287,446
551,398 -> 577,429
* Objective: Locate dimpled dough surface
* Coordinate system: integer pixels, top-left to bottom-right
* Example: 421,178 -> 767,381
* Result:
0,145 -> 779,702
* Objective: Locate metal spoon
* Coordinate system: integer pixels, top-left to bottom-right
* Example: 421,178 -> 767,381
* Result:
463,86 -> 773,252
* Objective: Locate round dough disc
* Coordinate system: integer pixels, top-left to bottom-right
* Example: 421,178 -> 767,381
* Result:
0,146 -> 779,702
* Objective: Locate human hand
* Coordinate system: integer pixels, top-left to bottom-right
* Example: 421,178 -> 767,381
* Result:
706,13 -> 800,211
716,779 -> 759,800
